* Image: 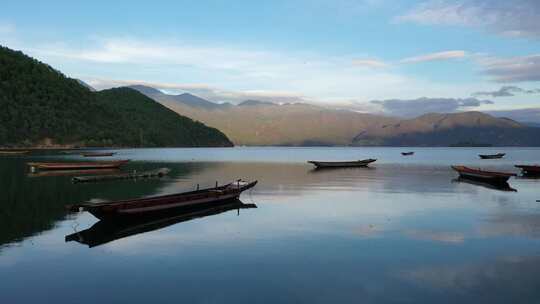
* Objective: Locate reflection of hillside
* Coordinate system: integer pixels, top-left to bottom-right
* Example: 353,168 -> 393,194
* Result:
0,159 -> 209,248
66,199 -> 256,248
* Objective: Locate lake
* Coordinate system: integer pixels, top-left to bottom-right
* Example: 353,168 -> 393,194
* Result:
1,147 -> 539,303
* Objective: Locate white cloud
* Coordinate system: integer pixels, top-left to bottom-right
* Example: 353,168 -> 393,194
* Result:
475,54 -> 540,83
401,50 -> 467,63
397,0 -> 540,38
351,58 -> 389,68
87,77 -> 308,104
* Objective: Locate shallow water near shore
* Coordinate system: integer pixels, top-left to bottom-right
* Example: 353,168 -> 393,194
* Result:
1,147 -> 540,303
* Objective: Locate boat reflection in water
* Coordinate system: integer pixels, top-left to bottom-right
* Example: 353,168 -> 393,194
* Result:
452,177 -> 517,192
65,199 -> 257,248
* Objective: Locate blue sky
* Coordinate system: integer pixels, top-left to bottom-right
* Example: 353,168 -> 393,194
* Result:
1,0 -> 539,117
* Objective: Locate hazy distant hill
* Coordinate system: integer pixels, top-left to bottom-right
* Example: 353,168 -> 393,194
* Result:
129,86 -> 398,146
129,85 -> 230,110
352,112 -> 540,146
0,46 -> 232,147
131,86 -> 540,146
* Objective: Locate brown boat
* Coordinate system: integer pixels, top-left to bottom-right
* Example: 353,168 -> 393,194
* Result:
308,158 -> 377,169
0,150 -> 29,155
65,199 -> 257,248
27,160 -> 130,171
67,180 -> 258,219
479,153 -> 505,159
28,169 -> 120,178
82,152 -> 116,157
451,165 -> 516,183
515,165 -> 540,176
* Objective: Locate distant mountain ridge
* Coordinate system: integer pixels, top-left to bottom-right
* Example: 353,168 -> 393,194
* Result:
128,85 -> 229,110
353,112 -> 540,146
130,85 -> 540,147
0,46 -> 232,147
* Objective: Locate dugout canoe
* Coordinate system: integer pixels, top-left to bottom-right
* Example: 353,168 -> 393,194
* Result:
451,165 -> 516,183
27,160 -> 130,171
67,180 -> 258,219
308,158 -> 377,169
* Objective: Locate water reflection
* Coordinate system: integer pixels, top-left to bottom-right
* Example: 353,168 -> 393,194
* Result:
0,157 -> 210,249
452,177 -> 517,192
66,199 -> 256,248
2,148 -> 540,304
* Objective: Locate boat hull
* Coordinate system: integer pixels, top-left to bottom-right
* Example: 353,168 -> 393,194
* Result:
69,180 -> 258,220
308,159 -> 376,168
451,165 -> 515,184
479,153 -> 505,159
0,150 -> 29,155
82,152 -> 116,157
27,160 -> 130,171
515,165 -> 540,176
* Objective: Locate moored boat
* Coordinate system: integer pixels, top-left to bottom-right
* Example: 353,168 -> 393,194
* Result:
515,165 -> 540,176
82,152 -> 116,157
27,160 -> 130,171
401,152 -> 414,156
65,199 -> 257,248
308,158 -> 377,169
479,153 -> 505,159
0,150 -> 29,155
451,165 -> 516,183
67,179 -> 258,219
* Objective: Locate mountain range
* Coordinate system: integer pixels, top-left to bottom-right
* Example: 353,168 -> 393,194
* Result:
130,86 -> 540,146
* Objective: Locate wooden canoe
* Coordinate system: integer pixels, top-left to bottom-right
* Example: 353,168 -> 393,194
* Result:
479,153 -> 505,159
82,152 -> 116,157
65,200 -> 257,248
401,152 -> 414,156
72,168 -> 170,183
308,158 -> 377,168
515,165 -> 540,176
67,180 -> 258,219
28,160 -> 130,171
451,165 -> 516,183
0,150 -> 29,155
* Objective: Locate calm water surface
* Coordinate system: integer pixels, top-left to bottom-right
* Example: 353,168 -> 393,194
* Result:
1,147 -> 539,303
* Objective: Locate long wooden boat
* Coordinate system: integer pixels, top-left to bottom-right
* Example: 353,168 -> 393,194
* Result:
27,160 -> 130,171
82,152 -> 116,157
451,165 -> 516,183
515,165 -> 540,176
479,153 -> 505,159
0,150 -> 29,155
308,158 -> 377,169
72,168 -> 170,183
67,179 -> 258,219
28,169 -> 119,178
65,200 -> 257,248
401,152 -> 414,156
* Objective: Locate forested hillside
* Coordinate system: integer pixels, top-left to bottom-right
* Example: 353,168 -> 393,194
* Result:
0,46 -> 232,147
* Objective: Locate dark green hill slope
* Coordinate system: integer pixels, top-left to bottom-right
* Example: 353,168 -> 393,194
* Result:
0,45 -> 232,147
